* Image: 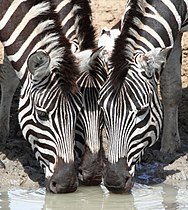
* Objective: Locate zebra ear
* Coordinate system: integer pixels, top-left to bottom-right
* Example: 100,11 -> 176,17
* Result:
139,47 -> 172,77
76,47 -> 103,72
89,47 -> 104,64
27,50 -> 51,80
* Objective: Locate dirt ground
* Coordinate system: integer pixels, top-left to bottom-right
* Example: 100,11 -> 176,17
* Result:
0,0 -> 188,190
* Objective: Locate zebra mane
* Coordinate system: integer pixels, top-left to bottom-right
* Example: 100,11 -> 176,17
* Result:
109,0 -> 145,90
73,0 -> 97,50
18,0 -> 80,94
44,2 -> 80,94
77,49 -> 107,91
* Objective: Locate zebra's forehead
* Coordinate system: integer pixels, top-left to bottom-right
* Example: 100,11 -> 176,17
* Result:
99,75 -> 153,116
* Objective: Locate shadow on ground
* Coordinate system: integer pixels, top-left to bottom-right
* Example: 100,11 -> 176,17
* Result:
0,87 -> 45,187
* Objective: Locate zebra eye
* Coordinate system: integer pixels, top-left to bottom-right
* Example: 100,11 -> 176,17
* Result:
37,109 -> 49,121
136,106 -> 149,117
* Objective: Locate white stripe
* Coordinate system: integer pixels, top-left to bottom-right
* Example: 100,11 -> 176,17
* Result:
143,25 -> 165,48
129,27 -> 155,50
161,0 -> 182,31
61,9 -> 74,28
7,20 -> 55,62
28,134 -> 57,150
146,4 -> 174,46
126,38 -> 147,53
55,0 -> 71,13
65,25 -> 75,38
0,0 -> 27,30
133,17 -> 165,48
3,2 -> 50,47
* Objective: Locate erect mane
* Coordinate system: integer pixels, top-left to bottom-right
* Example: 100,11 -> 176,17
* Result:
49,0 -> 96,92
45,2 -> 80,94
12,0 -> 80,94
77,49 -> 107,91
110,0 -> 145,90
73,0 -> 97,50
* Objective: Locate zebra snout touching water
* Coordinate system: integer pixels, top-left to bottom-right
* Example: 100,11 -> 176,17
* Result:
46,158 -> 78,193
51,0 -> 108,185
0,0 -> 106,189
0,0 -> 107,189
99,47 -> 167,193
98,0 -> 188,193
26,50 -> 82,193
26,0 -> 108,186
103,158 -> 133,193
75,48 -> 107,185
0,0 -> 83,193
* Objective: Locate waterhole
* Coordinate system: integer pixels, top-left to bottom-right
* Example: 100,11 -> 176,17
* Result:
0,182 -> 188,210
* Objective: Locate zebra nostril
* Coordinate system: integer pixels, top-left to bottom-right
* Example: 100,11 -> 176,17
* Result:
49,179 -> 57,193
52,181 -> 56,188
79,168 -> 83,175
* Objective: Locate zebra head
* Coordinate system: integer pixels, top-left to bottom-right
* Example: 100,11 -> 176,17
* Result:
20,49 -> 82,193
74,48 -> 107,185
99,47 -> 171,193
49,0 -> 105,186
0,0 -> 83,194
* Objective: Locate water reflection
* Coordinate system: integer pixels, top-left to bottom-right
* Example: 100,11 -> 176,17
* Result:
44,185 -> 135,210
0,188 -> 45,210
132,184 -> 176,210
1,182 -> 188,210
175,181 -> 188,210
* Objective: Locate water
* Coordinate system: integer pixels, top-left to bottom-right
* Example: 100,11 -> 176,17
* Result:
0,182 -> 188,210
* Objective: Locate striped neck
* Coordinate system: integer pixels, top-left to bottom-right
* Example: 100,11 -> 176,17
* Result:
51,0 -> 96,52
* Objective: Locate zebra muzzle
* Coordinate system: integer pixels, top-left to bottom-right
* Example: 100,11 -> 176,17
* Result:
46,158 -> 78,193
78,146 -> 103,186
103,157 -> 134,194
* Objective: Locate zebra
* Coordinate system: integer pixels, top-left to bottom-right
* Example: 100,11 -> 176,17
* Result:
51,0 -> 107,185
0,0 -> 83,193
75,48 -> 107,185
0,0 -> 95,141
98,0 -> 188,193
0,0 -> 107,186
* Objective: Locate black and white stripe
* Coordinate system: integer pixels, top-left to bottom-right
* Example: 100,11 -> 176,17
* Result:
53,0 -> 96,53
99,0 -> 188,193
51,0 -> 107,185
47,1 -> 106,183
0,0 -> 82,193
0,0 -> 107,187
